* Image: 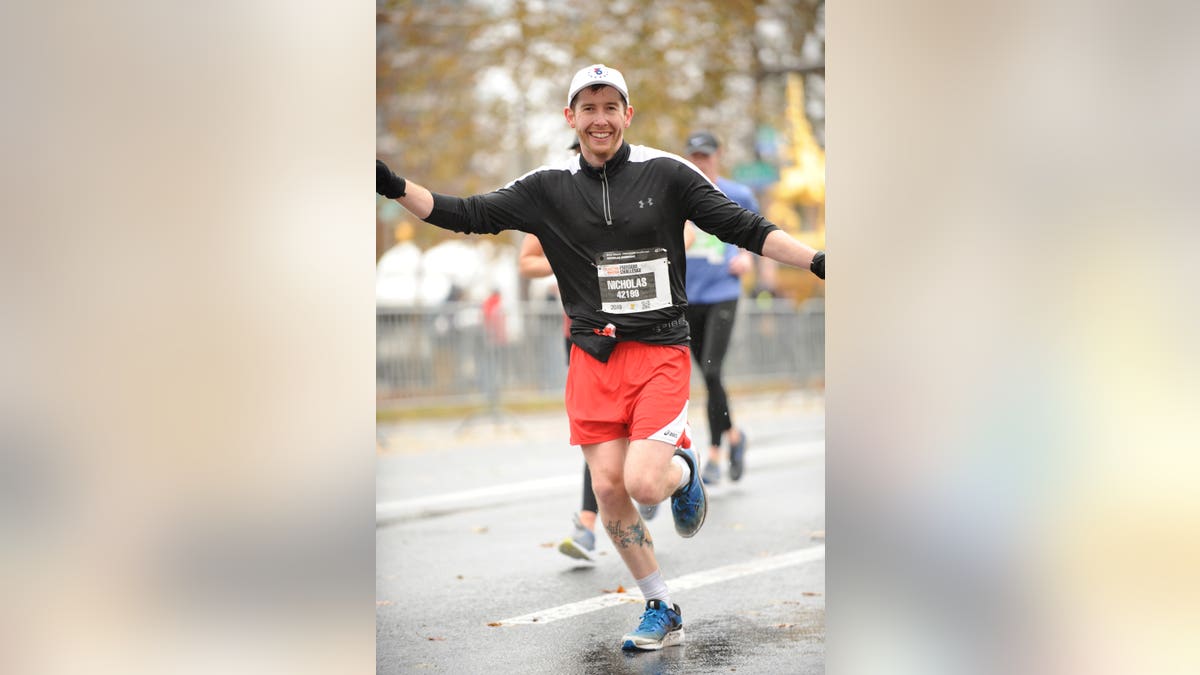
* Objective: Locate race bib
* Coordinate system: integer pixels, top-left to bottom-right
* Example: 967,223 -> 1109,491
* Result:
595,248 -> 672,314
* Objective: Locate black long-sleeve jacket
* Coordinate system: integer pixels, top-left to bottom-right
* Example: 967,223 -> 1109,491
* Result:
425,142 -> 778,361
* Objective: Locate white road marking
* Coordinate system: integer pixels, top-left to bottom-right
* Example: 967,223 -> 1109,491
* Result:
494,545 -> 825,625
376,474 -> 578,520
377,440 -> 823,521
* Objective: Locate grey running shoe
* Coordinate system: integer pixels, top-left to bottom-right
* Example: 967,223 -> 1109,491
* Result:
638,500 -> 660,520
558,512 -> 596,562
729,430 -> 748,482
701,458 -> 721,485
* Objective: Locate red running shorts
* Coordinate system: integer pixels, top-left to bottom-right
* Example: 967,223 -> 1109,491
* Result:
565,341 -> 692,448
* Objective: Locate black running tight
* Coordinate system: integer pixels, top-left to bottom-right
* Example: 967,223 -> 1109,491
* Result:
685,298 -> 739,446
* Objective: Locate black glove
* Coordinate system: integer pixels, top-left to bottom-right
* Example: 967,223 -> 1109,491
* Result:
376,159 -> 407,198
810,251 -> 825,279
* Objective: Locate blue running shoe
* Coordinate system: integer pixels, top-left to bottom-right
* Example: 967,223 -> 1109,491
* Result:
671,446 -> 707,537
701,458 -> 721,485
621,599 -> 684,651
729,429 -> 748,482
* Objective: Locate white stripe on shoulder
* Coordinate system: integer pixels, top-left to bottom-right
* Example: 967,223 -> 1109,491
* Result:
501,157 -> 579,188
627,144 -> 716,186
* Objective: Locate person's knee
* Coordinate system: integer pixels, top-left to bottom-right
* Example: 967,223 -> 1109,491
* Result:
589,471 -> 627,506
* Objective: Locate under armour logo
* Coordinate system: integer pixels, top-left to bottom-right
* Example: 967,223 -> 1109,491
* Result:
638,197 -> 655,208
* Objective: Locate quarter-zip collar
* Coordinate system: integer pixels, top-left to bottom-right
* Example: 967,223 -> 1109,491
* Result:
578,141 -> 631,181
579,142 -> 630,228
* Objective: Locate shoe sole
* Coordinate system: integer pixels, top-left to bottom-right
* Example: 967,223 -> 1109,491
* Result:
621,628 -> 684,651
558,538 -> 595,562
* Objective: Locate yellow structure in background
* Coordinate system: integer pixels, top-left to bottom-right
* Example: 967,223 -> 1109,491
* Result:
765,72 -> 826,301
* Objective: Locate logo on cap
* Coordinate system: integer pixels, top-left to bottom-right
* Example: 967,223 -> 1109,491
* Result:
568,64 -> 629,107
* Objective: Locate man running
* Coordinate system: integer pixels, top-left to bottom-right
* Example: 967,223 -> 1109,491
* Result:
377,63 -> 825,651
519,219 -> 663,565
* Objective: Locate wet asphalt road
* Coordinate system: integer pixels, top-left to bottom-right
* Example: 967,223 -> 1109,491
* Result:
377,392 -> 825,674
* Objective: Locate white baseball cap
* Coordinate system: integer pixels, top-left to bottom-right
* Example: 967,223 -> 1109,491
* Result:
566,64 -> 630,108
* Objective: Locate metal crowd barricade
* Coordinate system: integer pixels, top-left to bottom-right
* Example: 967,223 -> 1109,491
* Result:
377,299 -> 824,410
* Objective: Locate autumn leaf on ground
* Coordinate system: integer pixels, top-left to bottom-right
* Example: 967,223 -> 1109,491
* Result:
810,530 -> 825,540
472,526 -> 489,534
601,585 -> 626,594
377,600 -> 393,606
426,636 -> 446,641
776,623 -> 795,628
486,622 -> 502,627
539,542 -> 555,548
802,591 -> 822,597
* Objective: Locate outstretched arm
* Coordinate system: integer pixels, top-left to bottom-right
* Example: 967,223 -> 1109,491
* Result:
376,158 -> 528,237
682,170 -> 823,279
377,159 -> 434,219
760,229 -> 826,279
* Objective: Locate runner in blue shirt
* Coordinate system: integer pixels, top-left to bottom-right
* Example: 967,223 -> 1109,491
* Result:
682,131 -> 756,485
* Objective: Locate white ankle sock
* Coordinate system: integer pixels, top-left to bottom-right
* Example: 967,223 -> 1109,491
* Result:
671,454 -> 691,492
635,569 -> 671,607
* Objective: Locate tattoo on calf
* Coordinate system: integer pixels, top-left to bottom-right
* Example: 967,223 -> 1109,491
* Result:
605,519 -> 654,549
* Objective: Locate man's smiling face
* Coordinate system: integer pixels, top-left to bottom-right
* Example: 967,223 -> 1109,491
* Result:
565,85 -> 633,166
